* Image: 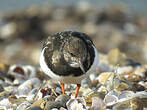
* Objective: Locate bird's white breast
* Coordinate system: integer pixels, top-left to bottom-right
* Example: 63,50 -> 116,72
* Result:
40,45 -> 99,84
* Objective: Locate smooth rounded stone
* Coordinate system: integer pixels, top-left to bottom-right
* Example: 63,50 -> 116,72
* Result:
44,101 -> 63,110
107,48 -> 127,66
16,101 -> 32,110
118,91 -> 135,101
18,78 -> 40,95
55,94 -> 70,106
66,97 -> 87,110
104,94 -> 118,106
32,95 -> 69,110
91,97 -> 106,110
31,99 -> 44,108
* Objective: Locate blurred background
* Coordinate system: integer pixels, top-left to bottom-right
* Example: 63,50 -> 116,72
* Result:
0,0 -> 147,65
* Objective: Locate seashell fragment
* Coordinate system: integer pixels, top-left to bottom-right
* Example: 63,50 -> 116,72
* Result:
8,95 -> 26,105
104,94 -> 118,106
97,72 -> 115,85
91,97 -> 105,110
118,91 -> 135,101
0,98 -> 12,108
66,97 -> 87,110
16,101 -> 32,110
18,78 -> 40,95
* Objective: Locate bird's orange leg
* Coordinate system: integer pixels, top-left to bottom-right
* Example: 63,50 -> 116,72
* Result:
75,84 -> 81,98
60,82 -> 65,94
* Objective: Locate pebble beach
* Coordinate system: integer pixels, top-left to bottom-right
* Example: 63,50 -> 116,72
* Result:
0,2 -> 147,110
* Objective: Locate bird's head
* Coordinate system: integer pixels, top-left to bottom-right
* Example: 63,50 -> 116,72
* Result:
63,37 -> 87,73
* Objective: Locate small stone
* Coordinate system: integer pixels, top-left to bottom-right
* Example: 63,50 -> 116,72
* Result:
44,101 -> 63,110
55,94 -> 70,107
31,99 -> 44,108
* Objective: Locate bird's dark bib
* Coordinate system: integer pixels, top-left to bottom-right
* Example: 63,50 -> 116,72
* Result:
43,31 -> 95,77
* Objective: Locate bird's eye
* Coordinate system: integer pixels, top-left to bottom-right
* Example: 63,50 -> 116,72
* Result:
70,52 -> 76,57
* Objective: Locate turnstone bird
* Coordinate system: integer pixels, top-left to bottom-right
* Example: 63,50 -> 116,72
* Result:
40,31 -> 98,98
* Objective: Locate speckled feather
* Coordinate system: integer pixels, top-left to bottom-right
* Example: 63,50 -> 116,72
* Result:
42,31 -> 95,77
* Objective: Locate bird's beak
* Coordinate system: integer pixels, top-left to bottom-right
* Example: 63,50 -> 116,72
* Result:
79,61 -> 86,73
